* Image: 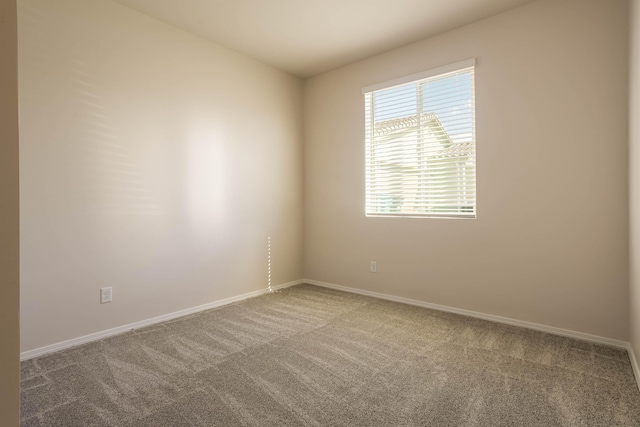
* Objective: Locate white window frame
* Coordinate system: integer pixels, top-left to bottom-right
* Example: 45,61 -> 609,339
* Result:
363,59 -> 476,219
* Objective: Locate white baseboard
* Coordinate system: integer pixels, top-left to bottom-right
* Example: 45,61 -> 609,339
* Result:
304,279 -> 630,349
628,344 -> 640,392
22,277 -> 640,392
20,280 -> 303,361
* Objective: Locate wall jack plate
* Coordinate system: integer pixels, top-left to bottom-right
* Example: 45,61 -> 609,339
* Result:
100,287 -> 113,304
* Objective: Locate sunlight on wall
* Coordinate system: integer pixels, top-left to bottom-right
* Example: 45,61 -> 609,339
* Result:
268,236 -> 272,292
186,122 -> 226,231
20,0 -> 163,217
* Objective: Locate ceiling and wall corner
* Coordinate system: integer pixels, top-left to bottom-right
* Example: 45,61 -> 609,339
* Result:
112,0 -> 537,78
0,0 -> 20,424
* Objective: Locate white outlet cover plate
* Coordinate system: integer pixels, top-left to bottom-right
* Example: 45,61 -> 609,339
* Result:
101,287 -> 112,304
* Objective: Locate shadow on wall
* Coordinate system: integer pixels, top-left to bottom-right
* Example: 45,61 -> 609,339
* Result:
20,0 -> 163,217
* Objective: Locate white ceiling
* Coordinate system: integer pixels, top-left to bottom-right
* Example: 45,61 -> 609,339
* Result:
113,0 -> 536,78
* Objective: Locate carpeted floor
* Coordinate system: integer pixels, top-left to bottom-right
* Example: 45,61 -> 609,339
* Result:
20,284 -> 640,426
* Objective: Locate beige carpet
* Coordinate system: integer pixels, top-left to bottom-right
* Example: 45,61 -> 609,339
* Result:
20,284 -> 640,426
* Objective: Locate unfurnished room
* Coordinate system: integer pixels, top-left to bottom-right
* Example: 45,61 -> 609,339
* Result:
4,0 -> 640,425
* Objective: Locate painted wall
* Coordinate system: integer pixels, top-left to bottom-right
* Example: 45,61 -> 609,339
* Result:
630,0 -> 640,364
0,0 -> 20,423
304,0 -> 630,340
19,0 -> 303,352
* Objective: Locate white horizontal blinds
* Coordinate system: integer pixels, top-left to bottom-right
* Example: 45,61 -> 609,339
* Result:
365,61 -> 476,217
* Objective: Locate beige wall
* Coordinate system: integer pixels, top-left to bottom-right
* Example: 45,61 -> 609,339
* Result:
631,0 -> 640,361
1,0 -> 20,424
304,0 -> 630,340
19,0 -> 303,352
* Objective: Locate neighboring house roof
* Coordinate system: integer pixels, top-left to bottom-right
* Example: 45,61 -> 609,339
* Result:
374,112 -> 452,147
373,112 -> 473,158
431,142 -> 474,160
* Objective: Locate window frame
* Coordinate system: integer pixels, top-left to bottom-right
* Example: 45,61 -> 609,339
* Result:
363,59 -> 477,219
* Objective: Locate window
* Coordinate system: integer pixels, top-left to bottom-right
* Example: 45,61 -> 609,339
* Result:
364,59 -> 476,218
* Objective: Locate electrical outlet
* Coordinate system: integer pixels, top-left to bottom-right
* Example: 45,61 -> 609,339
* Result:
100,287 -> 112,304
370,261 -> 377,273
